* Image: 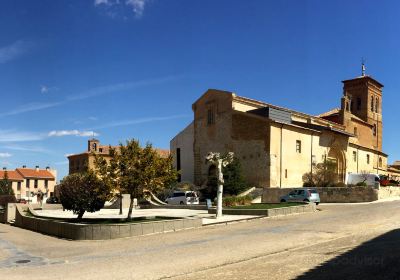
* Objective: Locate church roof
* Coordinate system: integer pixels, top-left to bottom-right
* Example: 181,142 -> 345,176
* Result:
318,108 -> 340,118
342,75 -> 384,88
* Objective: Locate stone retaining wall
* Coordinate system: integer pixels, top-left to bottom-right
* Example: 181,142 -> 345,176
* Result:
262,186 -> 400,203
14,205 -> 202,240
208,203 -> 316,217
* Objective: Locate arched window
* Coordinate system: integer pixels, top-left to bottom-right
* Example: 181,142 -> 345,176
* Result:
373,124 -> 377,136
379,157 -> 382,168
356,97 -> 361,110
370,96 -> 374,112
375,97 -> 379,113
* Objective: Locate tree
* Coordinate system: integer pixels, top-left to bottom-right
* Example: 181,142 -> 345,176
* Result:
58,171 -> 111,220
204,157 -> 247,198
94,139 -> 177,220
302,160 -> 338,188
0,171 -> 14,196
222,157 -> 248,195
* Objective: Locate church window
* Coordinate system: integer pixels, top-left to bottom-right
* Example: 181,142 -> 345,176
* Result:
296,140 -> 301,153
379,157 -> 383,168
207,107 -> 215,125
354,127 -> 358,136
285,169 -> 288,178
356,97 -> 361,110
373,124 -> 377,136
352,151 -> 357,162
375,97 -> 379,113
370,96 -> 374,112
367,154 -> 370,164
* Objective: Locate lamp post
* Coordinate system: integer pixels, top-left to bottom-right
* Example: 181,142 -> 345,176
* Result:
206,152 -> 234,219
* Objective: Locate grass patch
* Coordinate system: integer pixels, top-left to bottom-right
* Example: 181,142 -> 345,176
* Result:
229,202 -> 304,209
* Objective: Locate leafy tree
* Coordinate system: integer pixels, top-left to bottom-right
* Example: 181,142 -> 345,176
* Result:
94,139 -> 177,220
302,160 -> 338,188
222,158 -> 248,195
204,157 -> 248,198
58,171 -> 111,220
0,171 -> 14,196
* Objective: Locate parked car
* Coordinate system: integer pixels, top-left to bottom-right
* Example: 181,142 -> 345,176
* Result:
345,173 -> 380,188
280,188 -> 320,205
16,198 -> 27,204
165,191 -> 199,205
46,196 -> 59,204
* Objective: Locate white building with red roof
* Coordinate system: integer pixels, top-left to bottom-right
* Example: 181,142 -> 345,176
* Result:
0,166 -> 57,202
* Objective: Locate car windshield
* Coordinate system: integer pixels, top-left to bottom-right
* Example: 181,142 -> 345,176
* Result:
308,189 -> 317,193
186,192 -> 197,197
173,192 -> 185,197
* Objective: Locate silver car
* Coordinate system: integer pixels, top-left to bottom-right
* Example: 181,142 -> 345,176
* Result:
280,188 -> 320,205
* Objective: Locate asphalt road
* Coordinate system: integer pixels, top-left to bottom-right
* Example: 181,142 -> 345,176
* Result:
1,200 -> 400,280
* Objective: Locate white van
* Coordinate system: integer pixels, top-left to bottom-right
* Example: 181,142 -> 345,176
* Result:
345,173 -> 380,188
165,191 -> 199,205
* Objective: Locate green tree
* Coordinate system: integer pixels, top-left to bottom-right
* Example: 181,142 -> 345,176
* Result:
222,158 -> 248,195
94,139 -> 177,220
302,160 -> 338,188
0,171 -> 14,196
58,171 -> 111,220
204,158 -> 247,198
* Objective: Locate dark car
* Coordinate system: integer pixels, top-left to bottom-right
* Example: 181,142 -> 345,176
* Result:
16,198 -> 27,204
46,197 -> 59,204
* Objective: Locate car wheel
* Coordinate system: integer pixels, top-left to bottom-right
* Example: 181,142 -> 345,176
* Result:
180,201 -> 184,205
280,199 -> 286,203
303,199 -> 309,203
315,202 -> 319,205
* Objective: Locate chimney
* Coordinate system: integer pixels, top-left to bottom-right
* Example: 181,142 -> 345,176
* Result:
46,166 -> 50,171
2,167 -> 6,171
22,165 -> 26,168
35,165 -> 39,172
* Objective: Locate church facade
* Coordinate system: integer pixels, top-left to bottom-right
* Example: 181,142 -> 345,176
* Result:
170,72 -> 390,188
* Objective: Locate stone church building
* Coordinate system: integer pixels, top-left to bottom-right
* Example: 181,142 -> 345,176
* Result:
171,71 -> 391,188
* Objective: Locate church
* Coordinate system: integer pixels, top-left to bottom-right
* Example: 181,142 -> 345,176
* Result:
170,68 -> 394,188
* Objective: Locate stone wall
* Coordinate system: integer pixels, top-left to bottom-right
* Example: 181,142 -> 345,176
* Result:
377,186 -> 400,200
208,203 -> 316,216
262,187 -> 379,203
14,205 -> 202,240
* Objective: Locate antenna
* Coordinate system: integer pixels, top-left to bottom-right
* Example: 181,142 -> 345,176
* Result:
361,57 -> 366,76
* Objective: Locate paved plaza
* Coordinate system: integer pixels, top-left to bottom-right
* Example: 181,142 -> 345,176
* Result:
34,207 -> 259,225
1,200 -> 400,279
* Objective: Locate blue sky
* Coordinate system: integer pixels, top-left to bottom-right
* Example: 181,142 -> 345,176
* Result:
1,0 -> 400,180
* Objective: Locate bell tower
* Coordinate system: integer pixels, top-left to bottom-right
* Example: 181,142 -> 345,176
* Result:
341,64 -> 383,151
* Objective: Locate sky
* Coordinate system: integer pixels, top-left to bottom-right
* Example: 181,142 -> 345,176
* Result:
1,0 -> 400,181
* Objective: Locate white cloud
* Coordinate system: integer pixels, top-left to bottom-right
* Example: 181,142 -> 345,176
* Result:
0,75 -> 181,119
0,144 -> 51,154
0,130 -> 45,142
40,85 -> 48,93
91,114 -> 190,130
0,40 -> 34,64
0,102 -> 61,118
126,0 -> 149,18
94,0 -> 111,5
0,153 -> 12,158
48,130 -> 99,137
94,0 -> 150,18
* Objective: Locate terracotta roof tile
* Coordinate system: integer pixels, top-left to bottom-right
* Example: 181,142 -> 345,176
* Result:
0,170 -> 24,181
15,168 -> 55,180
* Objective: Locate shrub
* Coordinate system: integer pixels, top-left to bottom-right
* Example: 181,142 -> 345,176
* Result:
222,195 -> 252,207
58,171 -> 111,220
302,161 -> 338,188
334,182 -> 347,188
355,181 -> 367,187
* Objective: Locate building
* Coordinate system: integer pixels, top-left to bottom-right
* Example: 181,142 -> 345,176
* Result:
68,139 -> 170,174
171,70 -> 389,188
0,166 -> 57,201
